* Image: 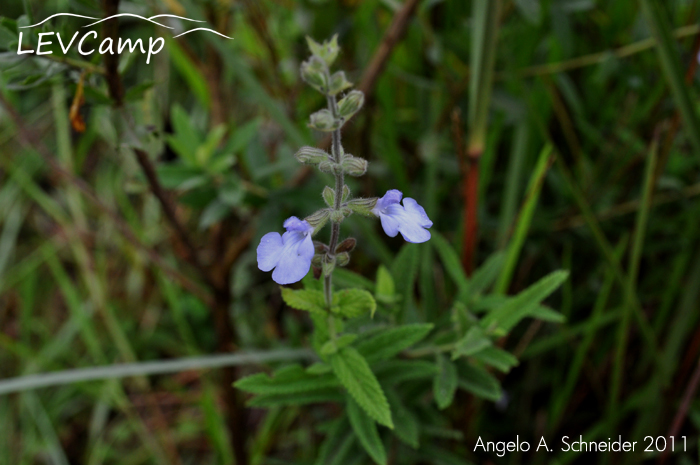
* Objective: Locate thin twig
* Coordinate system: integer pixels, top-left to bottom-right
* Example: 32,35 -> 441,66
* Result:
132,148 -> 209,280
659,357 -> 700,464
102,0 -> 124,105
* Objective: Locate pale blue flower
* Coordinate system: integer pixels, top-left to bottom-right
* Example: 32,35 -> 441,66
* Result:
257,216 -> 314,284
372,189 -> 433,243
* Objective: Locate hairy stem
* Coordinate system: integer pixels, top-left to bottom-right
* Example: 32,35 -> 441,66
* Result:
323,93 -> 344,331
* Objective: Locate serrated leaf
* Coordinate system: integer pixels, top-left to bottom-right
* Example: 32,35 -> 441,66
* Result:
333,288 -> 376,318
357,323 -> 434,364
472,346 -> 519,373
386,390 -> 419,449
434,354 -> 458,409
234,364 -> 338,395
452,326 -> 492,360
347,396 -> 387,465
375,265 -> 395,304
330,347 -> 393,428
281,287 -> 327,314
481,270 -> 569,333
458,363 -> 502,401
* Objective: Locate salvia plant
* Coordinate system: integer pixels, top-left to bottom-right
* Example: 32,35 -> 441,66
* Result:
235,37 -> 569,465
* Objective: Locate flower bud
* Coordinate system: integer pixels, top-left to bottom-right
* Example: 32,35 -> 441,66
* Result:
313,241 -> 329,254
328,71 -> 352,95
308,109 -> 340,132
305,208 -> 330,234
336,252 -> 350,267
337,90 -> 364,120
322,186 -> 335,207
335,237 -> 356,253
341,185 -> 350,202
295,146 -> 329,165
341,154 -> 368,177
306,34 -> 340,67
346,197 -> 378,216
322,253 -> 336,277
300,56 -> 328,94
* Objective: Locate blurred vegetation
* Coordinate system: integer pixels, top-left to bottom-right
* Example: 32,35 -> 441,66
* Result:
0,0 -> 699,464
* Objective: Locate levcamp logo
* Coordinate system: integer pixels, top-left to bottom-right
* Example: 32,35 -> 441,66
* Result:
16,13 -> 233,64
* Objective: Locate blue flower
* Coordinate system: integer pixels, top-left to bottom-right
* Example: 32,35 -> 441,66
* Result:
257,216 -> 315,284
372,189 -> 433,243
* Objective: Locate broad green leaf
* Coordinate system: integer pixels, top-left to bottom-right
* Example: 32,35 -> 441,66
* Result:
458,363 -> 502,401
234,364 -> 338,395
226,118 -> 261,155
199,199 -> 229,230
481,270 -> 569,333
375,265 -> 396,304
347,396 -> 387,465
281,287 -> 326,314
169,104 -> 201,163
356,323 -> 434,364
306,362 -> 332,375
434,354 -> 458,409
333,268 -> 375,291
386,390 -> 419,449
472,346 -> 519,373
124,81 -> 155,102
330,347 -> 393,429
156,165 -> 203,190
333,289 -> 376,318
452,326 -> 492,360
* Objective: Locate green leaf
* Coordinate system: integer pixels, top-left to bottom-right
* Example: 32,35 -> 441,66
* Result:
169,104 -> 201,161
330,347 -> 393,428
452,326 -> 492,360
347,396 -> 387,465
482,270 -> 569,333
527,305 -> 566,323
247,389 -> 342,408
431,231 -> 469,289
321,334 -> 358,356
332,289 -> 376,318
168,39 -> 211,109
124,81 -> 155,102
196,124 -> 227,166
472,347 -> 519,373
316,418 -> 354,465
234,364 -> 338,395
281,287 -> 327,314
306,362 -> 332,375
434,354 -> 458,409
375,265 -> 396,304
458,363 -> 502,401
226,118 -> 261,155
374,360 -> 438,384
458,251 -> 505,303
199,199 -> 230,230
386,390 -> 419,449
356,323 -> 434,364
